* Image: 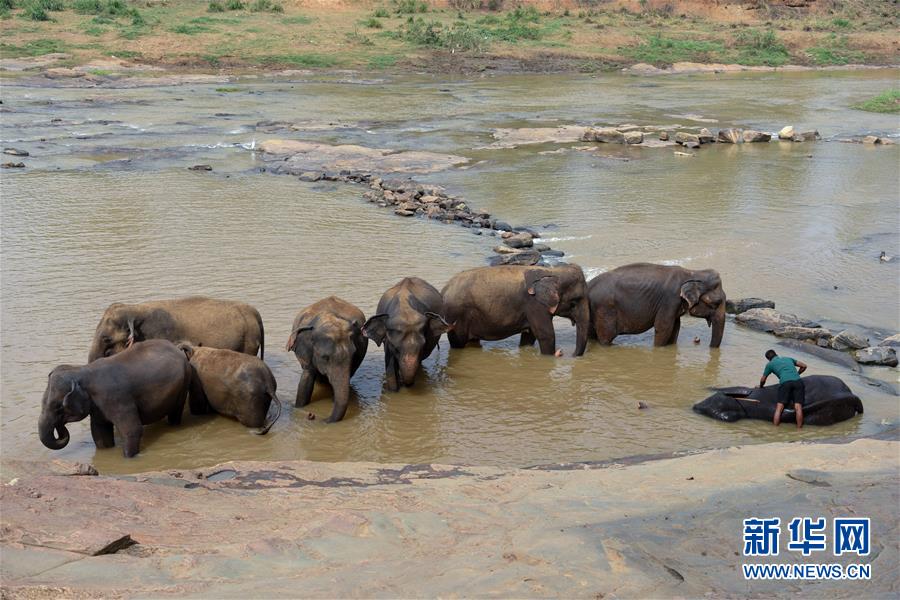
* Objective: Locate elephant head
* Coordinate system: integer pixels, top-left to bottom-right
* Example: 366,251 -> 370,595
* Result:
38,367 -> 91,450
88,304 -> 173,362
363,297 -> 452,387
287,316 -> 361,410
679,270 -> 726,348
527,264 -> 590,356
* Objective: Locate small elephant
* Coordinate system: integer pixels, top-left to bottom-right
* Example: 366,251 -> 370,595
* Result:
363,277 -> 451,391
38,339 -> 191,458
588,263 -> 726,348
286,296 -> 368,423
693,375 -> 863,426
441,264 -> 590,356
88,296 -> 265,362
177,343 -> 282,434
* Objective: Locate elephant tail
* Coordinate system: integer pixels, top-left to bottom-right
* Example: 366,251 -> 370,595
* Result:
253,391 -> 282,435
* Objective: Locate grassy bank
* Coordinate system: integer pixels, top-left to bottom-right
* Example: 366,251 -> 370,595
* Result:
853,89 -> 900,113
0,0 -> 897,73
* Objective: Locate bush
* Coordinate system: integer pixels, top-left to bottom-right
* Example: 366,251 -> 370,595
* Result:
250,0 -> 282,12
226,0 -> 244,8
394,0 -> 427,15
448,0 -> 480,9
361,17 -> 383,29
372,7 -> 389,18
398,16 -> 489,51
0,0 -> 13,9
734,28 -> 789,66
622,34 -> 724,64
208,1 -> 224,12
72,0 -> 102,13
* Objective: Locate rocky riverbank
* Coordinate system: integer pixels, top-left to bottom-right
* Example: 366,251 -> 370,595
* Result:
2,431 -> 897,598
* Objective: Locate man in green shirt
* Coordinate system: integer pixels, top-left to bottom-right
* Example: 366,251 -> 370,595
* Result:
759,349 -> 808,428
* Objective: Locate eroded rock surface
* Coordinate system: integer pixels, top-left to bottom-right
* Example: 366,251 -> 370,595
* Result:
259,139 -> 469,174
735,308 -> 819,331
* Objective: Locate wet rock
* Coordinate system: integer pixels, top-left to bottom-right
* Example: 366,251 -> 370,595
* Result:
493,245 -> 522,255
698,128 -> 714,144
3,147 -> 29,156
773,326 -> 833,342
188,164 -> 213,171
532,244 -> 551,252
540,249 -> 566,257
853,346 -> 898,367
734,308 -> 820,332
394,209 -> 415,217
743,130 -> 771,143
582,128 -> 625,144
489,250 -> 541,266
717,128 -> 743,144
299,171 -> 324,182
658,131 -> 669,141
777,339 -> 860,371
493,221 -> 513,232
831,330 -> 869,351
1,162 -> 25,168
862,135 -> 883,145
725,298 -> 775,314
675,132 -> 701,147
878,334 -> 900,347
778,126 -> 795,140
792,130 -> 820,142
624,131 -> 644,145
503,232 -> 535,249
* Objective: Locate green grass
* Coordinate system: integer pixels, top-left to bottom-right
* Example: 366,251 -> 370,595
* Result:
254,52 -> 337,67
170,23 -> 211,35
0,37 -> 66,56
208,1 -> 225,12
360,17 -> 383,29
225,0 -> 244,9
106,48 -> 141,59
733,29 -> 790,66
281,15 -> 312,25
368,53 -> 397,68
853,89 -> 900,114
249,0 -> 282,13
215,86 -> 243,92
805,34 -> 866,65
393,0 -> 427,15
191,16 -> 240,25
372,7 -> 390,18
621,35 -> 726,65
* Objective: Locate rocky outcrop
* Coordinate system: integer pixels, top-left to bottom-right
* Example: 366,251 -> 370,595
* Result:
717,128 -> 743,144
831,329 -> 869,351
734,308 -> 820,332
259,139 -> 468,174
854,346 -> 899,367
742,130 -> 771,143
725,297 -> 775,314
582,128 -> 626,144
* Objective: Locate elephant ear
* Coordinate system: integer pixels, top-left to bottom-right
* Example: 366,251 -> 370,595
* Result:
425,311 -> 453,336
680,279 -> 704,309
286,325 -> 314,352
176,341 -> 195,360
62,379 -> 90,417
362,314 -> 388,346
525,272 -> 560,315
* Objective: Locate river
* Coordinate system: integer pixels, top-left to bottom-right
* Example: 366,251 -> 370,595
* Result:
1,69 -> 898,474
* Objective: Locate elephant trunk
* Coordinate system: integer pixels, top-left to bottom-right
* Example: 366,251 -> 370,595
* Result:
399,353 -> 420,387
38,413 -> 70,450
709,302 -> 726,348
573,298 -> 590,357
327,364 -> 352,423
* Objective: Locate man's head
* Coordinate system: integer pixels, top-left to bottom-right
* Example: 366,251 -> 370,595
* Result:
765,349 -> 777,360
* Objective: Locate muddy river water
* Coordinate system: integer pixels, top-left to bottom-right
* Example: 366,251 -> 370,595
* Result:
1,69 -> 898,474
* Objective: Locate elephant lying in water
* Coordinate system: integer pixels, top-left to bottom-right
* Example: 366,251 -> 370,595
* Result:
693,375 -> 863,426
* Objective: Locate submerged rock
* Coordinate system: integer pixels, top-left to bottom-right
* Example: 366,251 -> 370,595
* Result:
854,346 -> 898,367
725,298 -> 775,314
734,308 -> 820,332
493,221 -> 513,232
3,147 -> 29,156
831,330 -> 869,351
717,129 -> 743,144
658,131 -> 670,141
792,130 -> 820,142
188,164 -> 212,171
1,162 -> 25,168
743,130 -> 771,143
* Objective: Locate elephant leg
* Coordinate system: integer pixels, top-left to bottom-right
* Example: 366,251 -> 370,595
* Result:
116,409 -> 143,458
295,368 -> 316,408
385,352 -> 400,393
90,412 -> 115,449
653,312 -> 679,346
188,375 -> 210,415
447,327 -> 468,349
519,330 -> 536,347
168,386 -> 187,426
593,308 -> 617,345
525,309 -> 556,355
666,319 -> 681,346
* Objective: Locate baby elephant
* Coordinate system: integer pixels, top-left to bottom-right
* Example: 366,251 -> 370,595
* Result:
38,339 -> 191,458
286,296 -> 368,423
177,343 -> 282,434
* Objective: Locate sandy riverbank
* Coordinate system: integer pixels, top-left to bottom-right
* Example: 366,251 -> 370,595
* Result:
2,430 -> 897,598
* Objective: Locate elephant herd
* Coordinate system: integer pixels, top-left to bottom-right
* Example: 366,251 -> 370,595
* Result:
38,261 -> 854,459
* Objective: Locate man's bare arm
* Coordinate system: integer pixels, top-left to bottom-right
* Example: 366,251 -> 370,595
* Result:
797,361 -> 807,375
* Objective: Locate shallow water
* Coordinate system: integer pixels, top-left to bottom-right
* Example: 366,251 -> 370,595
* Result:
1,70 -> 898,474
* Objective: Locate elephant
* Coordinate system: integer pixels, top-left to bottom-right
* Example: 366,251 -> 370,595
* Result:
441,264 -> 590,357
362,277 -> 451,391
286,296 -> 368,423
38,339 -> 191,458
88,297 -> 264,363
693,375 -> 863,426
177,343 -> 282,434
588,263 -> 726,348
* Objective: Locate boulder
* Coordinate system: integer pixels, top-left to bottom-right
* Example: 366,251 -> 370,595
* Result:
792,130 -> 820,142
777,126 -> 794,140
503,232 -> 535,249
624,131 -> 644,145
493,245 -> 522,255
675,132 -> 701,147
725,298 -> 775,314
698,128 -> 714,144
3,147 -> 29,156
853,347 -> 898,367
878,334 -> 900,347
743,130 -> 771,143
540,249 -> 566,257
489,250 -> 541,266
862,135 -> 882,145
394,209 -> 415,217
773,326 -> 833,342
298,171 -> 323,182
658,131 -> 669,141
717,129 -> 743,144
583,128 -> 625,144
831,330 -> 869,351
493,221 -> 513,232
734,308 -> 820,332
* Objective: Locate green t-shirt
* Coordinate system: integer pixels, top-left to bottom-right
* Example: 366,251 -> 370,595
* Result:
763,356 -> 800,382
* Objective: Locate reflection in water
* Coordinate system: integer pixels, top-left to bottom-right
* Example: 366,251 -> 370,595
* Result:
1,71 -> 898,474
